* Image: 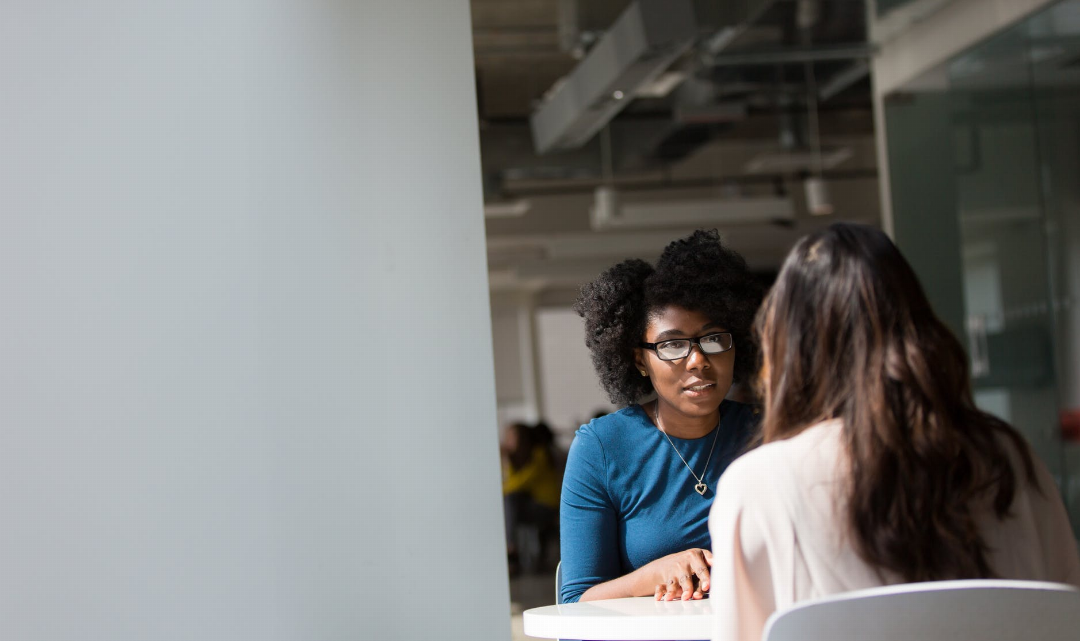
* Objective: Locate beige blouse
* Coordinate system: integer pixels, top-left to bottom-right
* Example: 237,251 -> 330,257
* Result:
708,419 -> 1080,641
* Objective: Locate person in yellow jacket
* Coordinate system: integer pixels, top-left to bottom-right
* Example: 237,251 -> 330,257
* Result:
502,422 -> 562,574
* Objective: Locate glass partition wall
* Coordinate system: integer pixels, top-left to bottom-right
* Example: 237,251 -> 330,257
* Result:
885,0 -> 1080,536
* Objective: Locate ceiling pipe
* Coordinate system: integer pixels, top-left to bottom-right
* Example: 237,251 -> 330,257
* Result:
707,44 -> 875,67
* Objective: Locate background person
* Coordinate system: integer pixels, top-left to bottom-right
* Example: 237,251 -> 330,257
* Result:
561,230 -> 763,604
709,223 -> 1080,641
502,422 -> 561,575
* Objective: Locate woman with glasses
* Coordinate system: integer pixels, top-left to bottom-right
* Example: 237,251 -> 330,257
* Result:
560,230 -> 763,604
708,224 -> 1079,641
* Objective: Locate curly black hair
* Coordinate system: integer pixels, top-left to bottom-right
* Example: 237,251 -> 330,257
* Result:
573,229 -> 763,406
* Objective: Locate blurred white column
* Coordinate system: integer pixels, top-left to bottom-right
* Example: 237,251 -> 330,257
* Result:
0,1 -> 509,639
518,292 -> 546,424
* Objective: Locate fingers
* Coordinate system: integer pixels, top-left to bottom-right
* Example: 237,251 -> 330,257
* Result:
653,548 -> 713,602
656,577 -> 704,601
676,572 -> 695,601
681,549 -> 709,598
660,574 -> 693,601
693,563 -> 711,594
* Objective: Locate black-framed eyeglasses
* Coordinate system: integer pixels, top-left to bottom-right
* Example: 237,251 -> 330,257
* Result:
639,332 -> 734,362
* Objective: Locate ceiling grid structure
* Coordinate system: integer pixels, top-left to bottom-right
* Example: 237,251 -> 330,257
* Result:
472,0 -> 880,298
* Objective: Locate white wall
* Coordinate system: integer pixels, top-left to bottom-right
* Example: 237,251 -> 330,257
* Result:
491,293 -> 542,427
492,307 -> 526,406
490,301 -> 616,447
0,2 -> 508,640
536,308 -> 617,446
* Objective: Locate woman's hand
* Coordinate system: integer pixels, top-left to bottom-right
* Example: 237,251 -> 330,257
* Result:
650,548 -> 713,601
575,547 -> 714,602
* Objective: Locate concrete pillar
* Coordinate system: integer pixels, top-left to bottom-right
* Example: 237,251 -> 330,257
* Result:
0,1 -> 508,639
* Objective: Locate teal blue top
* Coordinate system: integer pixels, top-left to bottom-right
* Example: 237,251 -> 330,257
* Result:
559,401 -> 757,604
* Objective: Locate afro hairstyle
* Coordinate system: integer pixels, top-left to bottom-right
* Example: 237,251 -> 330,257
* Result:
573,229 -> 763,406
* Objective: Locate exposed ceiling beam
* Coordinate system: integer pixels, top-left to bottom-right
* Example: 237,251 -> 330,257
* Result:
529,0 -> 698,153
819,60 -> 871,101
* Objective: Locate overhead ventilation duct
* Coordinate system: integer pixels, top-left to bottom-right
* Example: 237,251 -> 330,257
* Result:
589,186 -> 794,231
557,0 -> 634,58
529,0 -> 697,154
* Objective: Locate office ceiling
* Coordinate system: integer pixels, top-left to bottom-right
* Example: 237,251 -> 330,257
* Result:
471,0 -> 881,298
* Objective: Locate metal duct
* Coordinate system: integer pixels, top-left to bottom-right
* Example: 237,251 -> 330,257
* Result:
529,0 -> 697,154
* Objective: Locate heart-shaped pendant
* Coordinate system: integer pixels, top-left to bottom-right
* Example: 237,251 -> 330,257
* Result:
694,483 -> 707,496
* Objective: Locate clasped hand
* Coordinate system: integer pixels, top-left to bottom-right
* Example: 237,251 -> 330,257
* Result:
649,548 -> 712,601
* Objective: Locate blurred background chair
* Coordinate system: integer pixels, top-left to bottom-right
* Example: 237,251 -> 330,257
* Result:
555,561 -> 563,605
553,561 -> 581,641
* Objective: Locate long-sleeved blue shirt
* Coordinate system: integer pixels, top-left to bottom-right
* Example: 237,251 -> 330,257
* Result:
559,401 -> 757,604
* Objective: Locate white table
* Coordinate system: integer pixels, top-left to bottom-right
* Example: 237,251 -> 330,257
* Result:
523,596 -> 713,640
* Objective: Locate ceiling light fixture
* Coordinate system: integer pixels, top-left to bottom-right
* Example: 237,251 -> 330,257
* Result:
589,186 -> 794,231
483,200 -> 531,218
804,51 -> 833,216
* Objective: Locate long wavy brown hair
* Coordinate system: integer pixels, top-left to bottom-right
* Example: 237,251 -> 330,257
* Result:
756,223 -> 1036,582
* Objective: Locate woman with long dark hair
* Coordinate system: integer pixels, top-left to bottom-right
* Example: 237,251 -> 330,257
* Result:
708,223 -> 1079,641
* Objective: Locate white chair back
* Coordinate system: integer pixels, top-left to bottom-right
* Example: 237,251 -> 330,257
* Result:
763,580 -> 1080,641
